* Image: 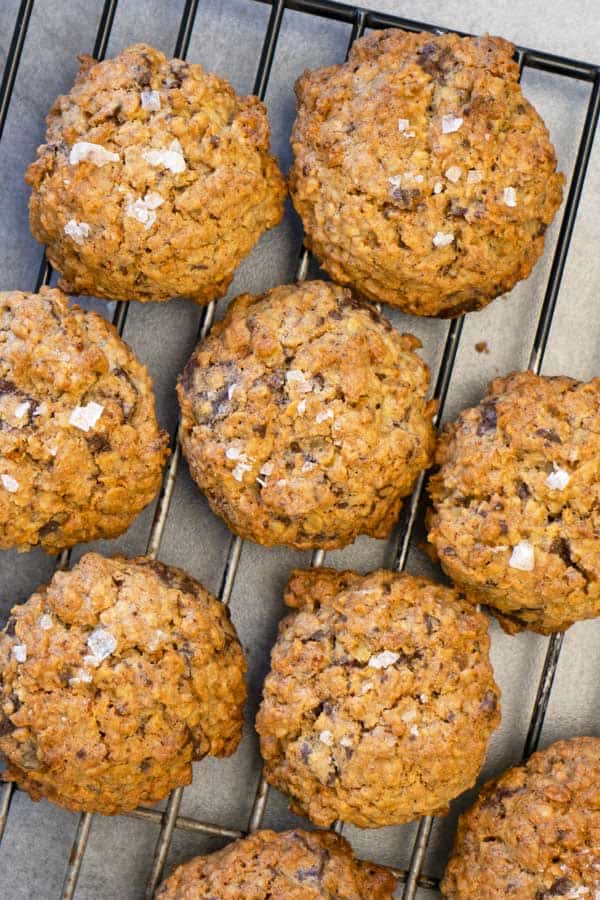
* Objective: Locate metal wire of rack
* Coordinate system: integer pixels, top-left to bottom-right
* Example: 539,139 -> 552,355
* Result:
0,0 -> 598,897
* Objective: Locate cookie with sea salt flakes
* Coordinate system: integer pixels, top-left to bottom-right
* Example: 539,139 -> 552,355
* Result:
256,568 -> 500,828
157,829 -> 396,899
25,43 -> 285,304
0,552 -> 247,814
441,737 -> 600,899
0,287 -> 168,552
290,30 -> 564,317
177,280 -> 436,550
427,371 -> 600,634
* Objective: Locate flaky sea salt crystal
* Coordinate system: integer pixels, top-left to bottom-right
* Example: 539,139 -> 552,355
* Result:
509,540 -> 535,572
340,735 -> 353,747
433,231 -> 454,248
12,644 -> 27,663
546,464 -> 570,490
227,384 -> 237,400
225,446 -> 242,460
410,724 -> 420,737
69,142 -> 119,166
467,169 -> 483,184
64,219 -> 90,245
445,165 -> 462,183
260,461 -> 274,476
397,118 -> 410,132
14,401 -> 30,419
70,669 -> 93,685
69,402 -> 104,432
389,174 -> 403,189
232,461 -> 251,482
503,186 -> 517,207
86,627 -> 117,663
412,173 -> 424,183
297,398 -> 307,414
140,90 -> 161,111
319,730 -> 334,746
125,192 -> 164,229
1,473 -> 19,493
433,181 -> 444,194
38,614 -> 53,630
315,409 -> 333,424
142,139 -> 186,174
368,650 -> 400,669
286,369 -> 312,393
441,114 -> 463,134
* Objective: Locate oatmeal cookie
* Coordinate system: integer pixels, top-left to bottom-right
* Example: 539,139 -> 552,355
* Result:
177,280 -> 436,550
157,828 -> 396,899
427,371 -> 600,634
256,568 -> 500,828
0,553 -> 247,814
441,737 -> 600,899
290,30 -> 563,317
26,43 -> 285,304
0,287 -> 168,553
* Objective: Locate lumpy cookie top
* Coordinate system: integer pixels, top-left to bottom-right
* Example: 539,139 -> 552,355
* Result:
26,43 -> 285,304
290,30 -> 563,317
441,737 -> 600,899
0,287 -> 168,552
427,371 -> 600,634
256,568 -> 500,828
157,829 -> 396,899
177,280 -> 436,550
0,553 -> 247,814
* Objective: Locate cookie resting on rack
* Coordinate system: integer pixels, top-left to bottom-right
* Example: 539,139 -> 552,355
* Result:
0,553 -> 247,814
25,43 -> 285,304
157,829 -> 396,899
0,287 -> 168,553
290,29 -> 564,317
427,371 -> 600,634
177,280 -> 436,550
256,568 -> 500,828
441,737 -> 600,899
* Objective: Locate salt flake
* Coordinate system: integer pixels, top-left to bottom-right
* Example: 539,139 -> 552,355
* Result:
142,139 -> 186,174
409,724 -> 420,738
319,729 -> 334,746
340,735 -> 353,747
69,142 -> 119,167
260,461 -> 274,476
509,540 -> 535,572
140,90 -> 161,111
503,186 -> 517,207
86,627 -> 117,664
38,614 -> 53,630
12,644 -> 27,663
433,181 -> 444,194
286,369 -> 312,393
433,231 -> 454,248
14,401 -> 30,419
441,114 -> 463,134
315,409 -> 333,424
368,650 -> 400,669
297,398 -> 307,414
232,461 -> 251,482
546,464 -> 570,491
125,192 -> 164,229
225,446 -> 242,460
467,169 -> 483,184
1,474 -> 19,493
64,219 -> 90,245
445,165 -> 462,183
69,402 -> 104,432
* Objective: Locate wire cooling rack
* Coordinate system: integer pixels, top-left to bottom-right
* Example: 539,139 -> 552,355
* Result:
0,0 -> 599,897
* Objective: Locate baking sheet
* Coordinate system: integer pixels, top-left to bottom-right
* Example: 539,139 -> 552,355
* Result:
0,1 -> 599,897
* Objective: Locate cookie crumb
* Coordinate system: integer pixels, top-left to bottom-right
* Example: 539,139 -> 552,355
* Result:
467,169 -> 483,184
475,341 -> 489,354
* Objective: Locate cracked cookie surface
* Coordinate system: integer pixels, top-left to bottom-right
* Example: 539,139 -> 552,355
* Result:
0,552 -> 247,814
256,568 -> 499,828
441,737 -> 600,899
0,287 -> 168,552
26,43 -> 285,304
290,30 -> 563,317
157,828 -> 396,899
177,280 -> 436,550
427,371 -> 600,634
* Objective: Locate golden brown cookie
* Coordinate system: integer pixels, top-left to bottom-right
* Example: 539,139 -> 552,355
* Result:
0,553 -> 247,814
0,287 -> 168,552
441,737 -> 600,899
157,828 -> 396,899
26,44 -> 285,304
256,568 -> 500,828
290,30 -> 564,317
427,371 -> 600,634
177,280 -> 436,550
